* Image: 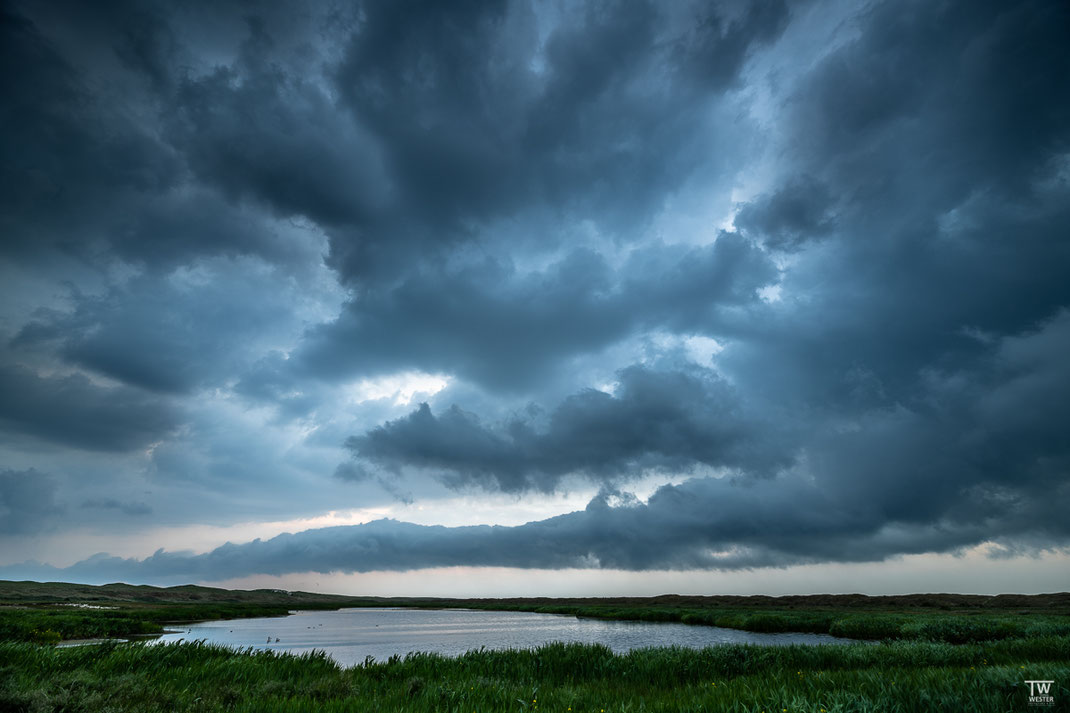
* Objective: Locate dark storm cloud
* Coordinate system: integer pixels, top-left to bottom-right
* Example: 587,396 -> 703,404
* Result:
346,364 -> 790,492
3,0 -> 789,396
1,3 -> 176,261
8,453 -> 1067,583
168,64 -> 389,231
0,365 -> 178,451
2,0 -> 1069,579
328,0 -> 1070,560
723,0 -> 1070,404
324,0 -> 790,281
256,232 -> 775,394
13,262 -> 320,394
734,175 -> 835,251
790,0 -> 1070,205
2,0 -> 786,278
81,498 -> 152,516
0,3 -> 319,270
3,313 -> 1068,580
0,469 -> 63,535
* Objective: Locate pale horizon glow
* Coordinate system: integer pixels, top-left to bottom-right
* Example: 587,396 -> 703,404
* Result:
203,547 -> 1070,598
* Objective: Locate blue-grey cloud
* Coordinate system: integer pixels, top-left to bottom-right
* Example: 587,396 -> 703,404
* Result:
0,365 -> 178,452
735,175 -> 836,251
346,364 -> 790,492
1,0 -> 1068,577
5,462 -> 1066,583
14,259 -> 329,395
81,498 -> 152,516
257,233 -> 775,394
0,469 -> 63,535
324,0 -> 790,282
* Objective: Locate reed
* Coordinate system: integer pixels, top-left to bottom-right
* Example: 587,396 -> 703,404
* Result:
1,636 -> 1067,712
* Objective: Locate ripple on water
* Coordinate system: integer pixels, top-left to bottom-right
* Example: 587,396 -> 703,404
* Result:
151,607 -> 859,666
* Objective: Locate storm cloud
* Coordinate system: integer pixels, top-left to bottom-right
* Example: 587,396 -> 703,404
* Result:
0,469 -> 63,535
1,0 -> 1068,583
346,364 -> 789,492
0,365 -> 178,452
7,459 -> 1066,583
272,232 -> 776,392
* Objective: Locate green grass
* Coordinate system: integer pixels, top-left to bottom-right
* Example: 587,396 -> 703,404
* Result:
6,599 -> 1070,647
0,602 -> 356,644
1,637 -> 1068,712
4,582 -> 1070,710
385,601 -> 1070,645
0,579 -> 387,643
3,580 -> 1068,645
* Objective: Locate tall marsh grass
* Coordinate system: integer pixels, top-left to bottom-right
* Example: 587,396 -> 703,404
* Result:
1,637 -> 1068,712
452,602 -> 1070,644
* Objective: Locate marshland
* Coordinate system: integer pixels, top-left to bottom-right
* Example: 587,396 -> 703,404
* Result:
2,581 -> 1068,711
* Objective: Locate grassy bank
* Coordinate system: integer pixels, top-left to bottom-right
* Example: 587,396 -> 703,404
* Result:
451,603 -> 1070,642
395,601 -> 1070,644
0,580 -> 384,644
3,580 -> 1070,646
0,602 -> 323,644
4,582 -> 1070,710
8,601 -> 1070,646
2,636 -> 1068,711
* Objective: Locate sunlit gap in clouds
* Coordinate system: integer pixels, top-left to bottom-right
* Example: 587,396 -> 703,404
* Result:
344,371 -> 452,407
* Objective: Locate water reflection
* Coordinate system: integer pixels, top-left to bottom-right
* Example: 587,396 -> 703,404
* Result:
153,608 -> 855,666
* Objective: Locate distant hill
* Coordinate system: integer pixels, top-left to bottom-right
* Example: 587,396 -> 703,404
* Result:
0,579 -> 371,606
1,579 -> 1067,611
459,591 -> 1070,611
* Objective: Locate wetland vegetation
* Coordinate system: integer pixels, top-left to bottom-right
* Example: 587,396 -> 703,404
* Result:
2,581 -> 1068,711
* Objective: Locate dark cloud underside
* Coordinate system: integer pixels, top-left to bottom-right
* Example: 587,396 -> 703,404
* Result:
0,0 -> 1068,579
0,365 -> 177,451
347,364 -> 789,492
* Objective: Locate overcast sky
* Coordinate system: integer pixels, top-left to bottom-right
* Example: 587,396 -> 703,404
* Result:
1,0 -> 1068,596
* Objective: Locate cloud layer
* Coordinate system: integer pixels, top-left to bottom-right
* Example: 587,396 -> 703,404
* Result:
1,0 -> 1068,583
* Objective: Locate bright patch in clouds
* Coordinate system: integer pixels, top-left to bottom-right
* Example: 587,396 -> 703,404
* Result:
346,373 -> 451,406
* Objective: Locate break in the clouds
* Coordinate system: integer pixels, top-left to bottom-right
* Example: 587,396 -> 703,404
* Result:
1,0 -> 1068,587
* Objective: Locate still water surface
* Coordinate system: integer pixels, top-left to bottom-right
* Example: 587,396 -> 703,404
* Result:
154,608 -> 852,666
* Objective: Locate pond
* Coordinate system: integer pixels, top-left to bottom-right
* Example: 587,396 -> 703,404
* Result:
152,607 -> 854,666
